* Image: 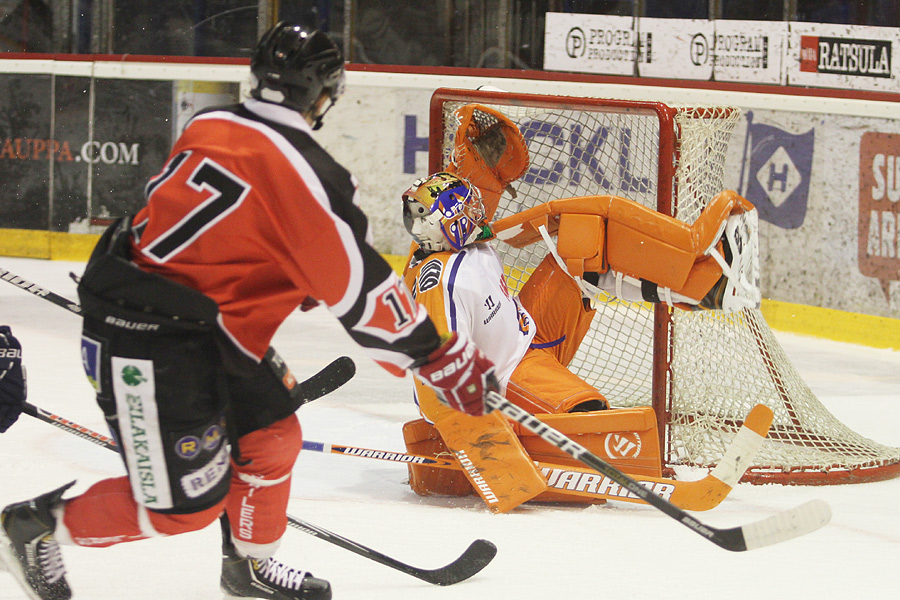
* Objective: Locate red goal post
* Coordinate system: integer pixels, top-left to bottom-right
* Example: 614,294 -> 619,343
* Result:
428,87 -> 900,485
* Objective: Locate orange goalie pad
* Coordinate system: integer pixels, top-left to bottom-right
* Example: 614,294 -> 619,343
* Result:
403,407 -> 661,508
510,407 -> 661,478
447,104 -> 530,221
492,190 -> 753,291
414,410 -> 548,513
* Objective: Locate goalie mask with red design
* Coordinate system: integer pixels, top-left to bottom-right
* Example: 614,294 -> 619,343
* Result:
402,172 -> 488,252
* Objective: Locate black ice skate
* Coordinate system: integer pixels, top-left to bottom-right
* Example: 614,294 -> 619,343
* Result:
220,517 -> 331,600
0,481 -> 74,600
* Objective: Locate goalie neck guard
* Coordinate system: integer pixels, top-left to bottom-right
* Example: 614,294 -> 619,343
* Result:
402,172 -> 489,252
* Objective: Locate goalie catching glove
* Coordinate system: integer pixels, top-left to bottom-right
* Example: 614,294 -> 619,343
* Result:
0,326 -> 25,433
413,332 -> 499,416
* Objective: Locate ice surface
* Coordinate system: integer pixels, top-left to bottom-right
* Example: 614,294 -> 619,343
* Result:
1,257 -> 898,599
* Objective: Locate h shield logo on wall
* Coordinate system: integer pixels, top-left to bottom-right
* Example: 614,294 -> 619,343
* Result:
739,112 -> 815,229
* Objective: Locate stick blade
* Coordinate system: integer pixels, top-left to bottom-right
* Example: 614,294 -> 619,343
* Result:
295,355 -> 356,402
421,539 -> 498,586
709,403 -> 773,488
739,499 -> 832,551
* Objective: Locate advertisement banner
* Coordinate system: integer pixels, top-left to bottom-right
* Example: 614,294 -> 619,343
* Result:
82,78 -> 174,225
543,13 -> 637,76
859,132 -> 900,300
787,22 -> 899,92
0,74 -> 172,232
712,20 -> 786,85
0,74 -> 53,230
725,108 -> 900,315
637,18 -> 714,81
738,111 -> 815,229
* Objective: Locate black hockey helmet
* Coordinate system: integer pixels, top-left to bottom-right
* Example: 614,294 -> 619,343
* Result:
250,22 -> 345,128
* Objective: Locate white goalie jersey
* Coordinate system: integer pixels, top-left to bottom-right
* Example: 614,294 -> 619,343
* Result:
404,242 -> 536,394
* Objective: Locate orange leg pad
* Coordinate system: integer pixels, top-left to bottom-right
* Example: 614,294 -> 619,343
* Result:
517,255 -> 596,369
673,250 -> 727,302
507,348 -> 606,414
556,213 -> 606,276
511,407 -> 662,478
402,419 -> 475,497
433,410 -> 547,513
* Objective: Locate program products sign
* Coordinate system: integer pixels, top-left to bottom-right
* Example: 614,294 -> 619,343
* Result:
637,18 -> 714,80
544,13 -> 637,76
712,20 -> 786,84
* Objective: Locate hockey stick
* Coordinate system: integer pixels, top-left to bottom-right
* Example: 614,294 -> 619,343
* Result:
0,267 -> 83,316
485,392 -> 831,551
264,350 -> 356,408
302,440 -> 459,469
285,519 -> 496,586
20,401 -> 497,585
0,265 -> 354,408
301,402 -> 773,512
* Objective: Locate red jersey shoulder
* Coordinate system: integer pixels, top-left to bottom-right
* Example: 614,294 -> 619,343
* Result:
357,278 -> 422,342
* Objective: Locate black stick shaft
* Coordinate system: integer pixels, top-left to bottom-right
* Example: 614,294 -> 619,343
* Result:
0,267 -> 82,315
0,264 -> 355,407
485,391 -> 829,552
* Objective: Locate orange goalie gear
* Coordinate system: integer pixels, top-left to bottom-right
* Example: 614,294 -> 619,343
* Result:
402,407 -> 661,507
447,104 -> 529,220
492,190 -> 759,310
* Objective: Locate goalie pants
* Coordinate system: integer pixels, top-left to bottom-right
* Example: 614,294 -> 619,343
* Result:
506,255 -> 607,413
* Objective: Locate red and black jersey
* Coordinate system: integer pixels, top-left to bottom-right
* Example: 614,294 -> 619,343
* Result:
130,99 -> 439,373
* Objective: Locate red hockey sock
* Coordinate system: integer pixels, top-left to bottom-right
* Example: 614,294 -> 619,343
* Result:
225,414 -> 302,555
62,476 -> 224,547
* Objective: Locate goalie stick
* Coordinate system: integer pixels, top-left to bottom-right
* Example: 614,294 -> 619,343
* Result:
0,265 -> 353,408
20,401 -> 497,585
485,391 -> 831,551
302,404 -> 769,511
300,403 -> 773,512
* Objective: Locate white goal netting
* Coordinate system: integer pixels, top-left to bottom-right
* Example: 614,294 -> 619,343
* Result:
432,89 -> 900,484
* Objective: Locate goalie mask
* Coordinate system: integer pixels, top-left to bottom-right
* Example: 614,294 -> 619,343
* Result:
402,173 -> 488,252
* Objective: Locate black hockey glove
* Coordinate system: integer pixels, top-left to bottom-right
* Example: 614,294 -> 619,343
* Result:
0,326 -> 26,433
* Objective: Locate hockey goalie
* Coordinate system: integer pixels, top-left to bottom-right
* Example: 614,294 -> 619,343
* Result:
401,103 -> 761,513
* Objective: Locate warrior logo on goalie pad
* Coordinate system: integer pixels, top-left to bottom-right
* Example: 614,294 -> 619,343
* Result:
604,432 -> 642,459
542,467 -> 675,501
454,449 -> 499,505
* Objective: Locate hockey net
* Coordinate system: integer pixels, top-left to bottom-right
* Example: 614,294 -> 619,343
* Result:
429,88 -> 900,485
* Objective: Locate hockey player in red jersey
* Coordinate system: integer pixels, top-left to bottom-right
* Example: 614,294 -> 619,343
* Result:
0,23 -> 497,600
